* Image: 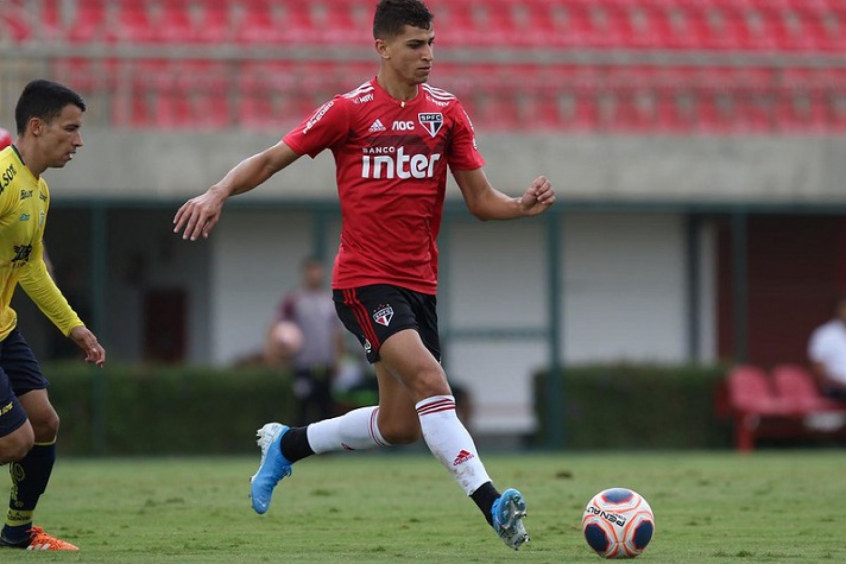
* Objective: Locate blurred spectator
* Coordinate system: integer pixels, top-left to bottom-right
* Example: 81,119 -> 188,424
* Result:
267,256 -> 345,425
808,295 -> 846,401
0,127 -> 11,149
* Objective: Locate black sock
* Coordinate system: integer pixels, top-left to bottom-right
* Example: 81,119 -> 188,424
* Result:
280,426 -> 314,463
1,442 -> 56,545
470,481 -> 500,527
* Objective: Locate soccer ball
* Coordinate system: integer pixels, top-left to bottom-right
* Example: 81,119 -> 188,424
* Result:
582,487 -> 655,559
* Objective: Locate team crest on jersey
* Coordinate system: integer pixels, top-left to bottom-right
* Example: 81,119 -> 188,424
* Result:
418,113 -> 444,138
372,305 -> 394,327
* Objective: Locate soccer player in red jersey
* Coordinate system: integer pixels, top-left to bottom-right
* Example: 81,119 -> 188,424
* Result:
173,0 -> 554,550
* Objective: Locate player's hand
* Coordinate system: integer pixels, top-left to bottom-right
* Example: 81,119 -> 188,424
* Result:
173,187 -> 227,241
69,325 -> 106,368
518,175 -> 555,216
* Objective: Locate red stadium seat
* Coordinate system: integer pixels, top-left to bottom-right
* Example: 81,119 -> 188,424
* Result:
425,1 -> 479,48
731,67 -> 777,133
648,66 -> 698,133
314,0 -> 373,46
774,68 -> 827,133
772,364 -> 846,414
66,0 -> 108,43
190,0 -> 232,44
156,0 -> 199,43
107,0 -> 157,43
725,365 -> 792,451
822,68 -> 846,132
232,0 -> 294,44
0,5 -> 32,43
36,0 -> 65,41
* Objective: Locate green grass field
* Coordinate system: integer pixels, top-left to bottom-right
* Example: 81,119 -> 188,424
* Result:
0,450 -> 843,563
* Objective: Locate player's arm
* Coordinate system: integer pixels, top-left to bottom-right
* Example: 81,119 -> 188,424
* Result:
173,141 -> 301,241
453,167 -> 555,221
18,242 -> 105,366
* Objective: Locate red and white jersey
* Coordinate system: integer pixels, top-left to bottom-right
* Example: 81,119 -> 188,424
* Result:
283,78 -> 484,294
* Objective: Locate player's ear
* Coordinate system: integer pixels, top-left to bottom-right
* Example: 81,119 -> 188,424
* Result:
28,117 -> 44,137
375,38 -> 390,60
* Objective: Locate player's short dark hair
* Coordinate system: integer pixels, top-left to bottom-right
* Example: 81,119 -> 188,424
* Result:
373,0 -> 433,40
15,79 -> 86,135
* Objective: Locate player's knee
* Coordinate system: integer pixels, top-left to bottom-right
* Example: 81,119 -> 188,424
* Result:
30,410 -> 60,443
409,367 -> 451,401
380,421 -> 422,445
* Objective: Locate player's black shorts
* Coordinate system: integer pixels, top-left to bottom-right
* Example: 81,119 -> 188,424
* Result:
0,328 -> 49,437
333,284 -> 440,364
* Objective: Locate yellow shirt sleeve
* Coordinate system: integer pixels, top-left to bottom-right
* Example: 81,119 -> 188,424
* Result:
17,234 -> 84,337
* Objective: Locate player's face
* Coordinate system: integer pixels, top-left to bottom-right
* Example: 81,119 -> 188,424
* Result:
36,104 -> 84,169
383,25 -> 435,85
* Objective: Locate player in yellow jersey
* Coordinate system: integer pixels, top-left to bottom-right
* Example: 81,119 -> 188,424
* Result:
0,80 -> 105,551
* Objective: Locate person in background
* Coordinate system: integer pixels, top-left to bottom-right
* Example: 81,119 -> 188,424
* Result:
268,257 -> 345,426
0,80 -> 105,551
808,295 -> 846,401
0,128 -> 11,150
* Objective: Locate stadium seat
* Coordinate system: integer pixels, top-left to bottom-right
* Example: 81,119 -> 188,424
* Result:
771,364 -> 846,414
775,68 -> 828,132
35,0 -> 64,41
173,60 -> 231,128
194,0 -> 233,43
107,0 -> 156,43
156,0 -> 201,43
314,0 -> 373,46
648,66 -> 698,132
65,0 -> 108,43
232,0 -> 293,44
731,67 -> 777,133
425,0 -> 481,47
725,365 -> 792,451
1,3 -> 32,43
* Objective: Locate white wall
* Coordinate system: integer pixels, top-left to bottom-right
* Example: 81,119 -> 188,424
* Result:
562,213 -> 688,363
443,220 -> 549,433
211,211 -> 317,364
436,212 -> 716,433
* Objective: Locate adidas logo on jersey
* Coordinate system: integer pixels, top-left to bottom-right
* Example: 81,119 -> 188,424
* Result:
368,119 -> 386,133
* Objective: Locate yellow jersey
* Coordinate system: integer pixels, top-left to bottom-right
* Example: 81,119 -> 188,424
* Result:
0,145 -> 82,341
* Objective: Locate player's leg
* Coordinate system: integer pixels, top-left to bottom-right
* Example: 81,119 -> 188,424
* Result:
251,285 -> 437,514
376,297 -> 529,550
0,394 -> 33,465
0,330 -> 76,551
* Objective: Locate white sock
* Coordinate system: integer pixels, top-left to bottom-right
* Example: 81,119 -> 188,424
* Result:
416,395 -> 491,495
306,406 -> 389,454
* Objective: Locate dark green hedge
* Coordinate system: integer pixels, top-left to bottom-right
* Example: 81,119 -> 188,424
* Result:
534,364 -> 732,449
43,363 -> 295,456
41,362 -> 731,455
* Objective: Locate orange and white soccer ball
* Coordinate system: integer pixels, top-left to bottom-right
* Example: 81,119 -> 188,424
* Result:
582,488 -> 655,559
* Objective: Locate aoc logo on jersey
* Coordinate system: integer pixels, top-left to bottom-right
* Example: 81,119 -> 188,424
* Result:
418,113 -> 444,137
361,146 -> 441,179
